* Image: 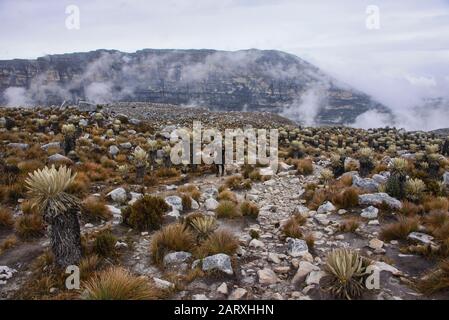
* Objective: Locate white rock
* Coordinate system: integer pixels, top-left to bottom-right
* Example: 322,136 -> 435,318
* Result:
228,288 -> 247,300
317,201 -> 336,214
361,206 -> 379,219
268,252 -> 281,264
305,270 -> 326,285
287,238 -> 309,257
257,268 -> 278,285
109,145 -> 119,156
153,277 -> 175,289
369,238 -> 384,250
359,193 -> 402,209
292,261 -> 320,284
165,196 -> 183,211
407,232 -> 434,245
314,214 -> 330,226
107,187 -> 128,204
201,254 -> 233,275
249,239 -> 265,249
191,199 -> 200,210
204,198 -> 219,210
217,282 -> 228,295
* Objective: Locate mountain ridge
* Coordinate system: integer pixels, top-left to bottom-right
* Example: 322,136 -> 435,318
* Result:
0,48 -> 391,125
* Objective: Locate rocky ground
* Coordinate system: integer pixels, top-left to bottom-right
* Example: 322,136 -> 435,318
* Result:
1,105 -> 449,300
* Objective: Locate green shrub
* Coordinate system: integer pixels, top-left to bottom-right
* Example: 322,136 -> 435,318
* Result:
122,195 -> 170,231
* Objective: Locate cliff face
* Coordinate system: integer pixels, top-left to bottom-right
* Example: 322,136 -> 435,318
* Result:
0,48 -> 391,125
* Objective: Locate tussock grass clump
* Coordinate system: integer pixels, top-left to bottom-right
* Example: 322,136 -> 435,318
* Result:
379,215 -> 420,241
308,189 -> 327,210
93,229 -> 117,258
297,159 -> 314,176
178,184 -> 201,201
0,208 -> 14,229
332,187 -> 359,209
14,213 -> 45,240
156,167 -> 179,178
224,175 -> 251,191
339,216 -> 361,233
418,259 -> 449,295
196,229 -> 239,258
282,214 -> 307,239
66,171 -> 91,196
20,200 -> 39,215
321,249 -> 369,300
240,201 -> 259,218
339,174 -> 353,187
399,201 -> 423,216
84,267 -> 161,300
215,200 -> 241,219
0,183 -> 26,204
82,196 -> 112,222
122,195 -> 170,231
423,197 -> 449,213
304,232 -> 315,250
423,210 -> 449,240
248,170 -> 262,181
217,190 -> 237,203
181,194 -> 192,210
0,235 -> 18,254
151,223 -> 195,264
80,162 -> 109,182
79,254 -> 103,280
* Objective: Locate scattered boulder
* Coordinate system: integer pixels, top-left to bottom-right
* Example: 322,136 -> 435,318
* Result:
359,193 -> 402,209
201,254 -> 233,275
314,214 -> 330,226
292,261 -> 320,284
361,206 -> 379,220
407,232 -> 434,245
257,268 -> 279,285
109,145 -> 120,156
369,238 -> 384,250
204,198 -> 219,211
286,238 -> 308,257
163,251 -> 192,266
317,201 -> 336,214
352,175 -> 379,192
153,277 -> 175,290
228,288 -> 247,300
41,141 -> 61,150
48,153 -> 73,164
443,172 -> 449,186
107,187 -> 128,204
249,239 -> 265,249
165,196 -> 183,211
0,266 -> 17,285
7,142 -> 29,150
217,282 -> 228,295
305,270 -> 326,285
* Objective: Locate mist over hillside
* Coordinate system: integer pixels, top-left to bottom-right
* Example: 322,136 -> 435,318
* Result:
0,48 -> 391,127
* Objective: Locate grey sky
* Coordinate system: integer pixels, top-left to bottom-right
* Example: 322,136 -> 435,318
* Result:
1,0 -> 448,129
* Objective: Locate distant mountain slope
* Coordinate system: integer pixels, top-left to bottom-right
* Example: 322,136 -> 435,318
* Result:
0,48 -> 391,125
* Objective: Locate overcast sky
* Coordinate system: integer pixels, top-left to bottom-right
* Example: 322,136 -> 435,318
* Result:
1,0 -> 448,128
